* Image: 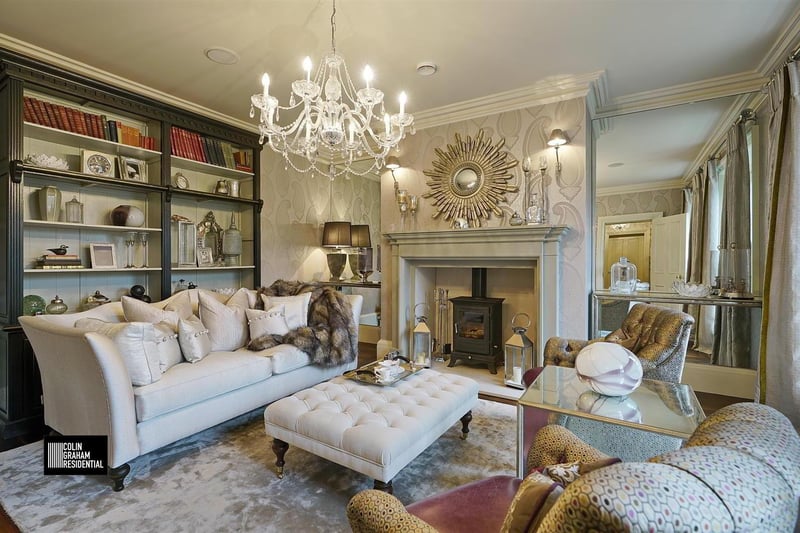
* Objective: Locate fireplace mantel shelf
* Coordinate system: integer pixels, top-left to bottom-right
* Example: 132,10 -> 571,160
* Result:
385,225 -> 569,245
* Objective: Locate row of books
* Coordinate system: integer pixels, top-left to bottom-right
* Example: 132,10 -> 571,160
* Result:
24,96 -> 157,150
36,254 -> 84,269
170,127 -> 253,172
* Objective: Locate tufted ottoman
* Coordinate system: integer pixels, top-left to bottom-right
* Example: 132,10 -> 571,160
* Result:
263,369 -> 479,493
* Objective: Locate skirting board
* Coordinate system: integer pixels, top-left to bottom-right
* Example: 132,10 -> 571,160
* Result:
682,362 -> 756,399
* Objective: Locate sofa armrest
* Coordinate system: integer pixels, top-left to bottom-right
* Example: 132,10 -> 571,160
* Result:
543,337 -> 590,367
347,489 -> 437,533
19,316 -> 139,467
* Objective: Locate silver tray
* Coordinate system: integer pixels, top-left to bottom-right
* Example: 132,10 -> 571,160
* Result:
343,360 -> 424,386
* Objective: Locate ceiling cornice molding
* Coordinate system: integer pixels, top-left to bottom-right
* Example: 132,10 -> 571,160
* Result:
413,71 -> 605,131
0,33 -> 256,132
594,71 -> 767,119
597,178 -> 685,196
756,3 -> 800,76
680,91 -> 768,185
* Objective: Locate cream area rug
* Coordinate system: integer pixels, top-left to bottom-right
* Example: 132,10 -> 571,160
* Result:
0,399 -> 517,532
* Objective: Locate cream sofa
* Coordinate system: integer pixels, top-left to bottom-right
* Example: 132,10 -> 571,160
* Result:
19,289 -> 362,491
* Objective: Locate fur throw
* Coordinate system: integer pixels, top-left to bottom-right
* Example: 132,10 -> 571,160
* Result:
247,280 -> 357,367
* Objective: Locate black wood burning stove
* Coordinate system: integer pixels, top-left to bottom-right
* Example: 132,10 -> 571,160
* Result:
448,269 -> 504,374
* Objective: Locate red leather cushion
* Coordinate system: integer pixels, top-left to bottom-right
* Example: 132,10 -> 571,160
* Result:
407,475 -> 521,533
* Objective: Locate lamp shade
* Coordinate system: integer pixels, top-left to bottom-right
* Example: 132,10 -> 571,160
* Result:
350,224 -> 371,248
385,156 -> 400,170
547,128 -> 569,147
322,221 -> 352,248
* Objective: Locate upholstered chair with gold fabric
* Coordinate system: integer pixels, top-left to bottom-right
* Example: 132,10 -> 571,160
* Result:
347,403 -> 800,533
544,302 -> 695,383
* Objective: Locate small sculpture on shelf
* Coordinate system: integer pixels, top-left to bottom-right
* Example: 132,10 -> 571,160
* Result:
197,211 -> 224,265
85,290 -> 110,310
47,245 -> 69,256
45,295 -> 68,315
128,284 -> 151,303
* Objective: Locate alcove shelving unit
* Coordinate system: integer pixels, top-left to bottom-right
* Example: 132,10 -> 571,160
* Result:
0,49 -> 263,444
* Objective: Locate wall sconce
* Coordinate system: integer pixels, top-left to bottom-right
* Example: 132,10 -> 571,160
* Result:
547,128 -> 569,172
386,156 -> 417,216
322,221 -> 351,280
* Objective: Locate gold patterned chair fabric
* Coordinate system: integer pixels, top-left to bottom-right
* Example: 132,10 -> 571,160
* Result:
544,302 -> 695,383
346,403 -> 800,533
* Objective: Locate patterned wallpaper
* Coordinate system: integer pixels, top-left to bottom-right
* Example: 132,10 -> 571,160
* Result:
257,153 -> 381,286
379,97 -> 591,340
596,187 -> 685,217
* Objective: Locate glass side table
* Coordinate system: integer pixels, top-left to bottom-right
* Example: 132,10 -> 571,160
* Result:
516,366 -> 706,476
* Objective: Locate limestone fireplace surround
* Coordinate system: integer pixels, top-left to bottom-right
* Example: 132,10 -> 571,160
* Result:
385,225 -> 569,366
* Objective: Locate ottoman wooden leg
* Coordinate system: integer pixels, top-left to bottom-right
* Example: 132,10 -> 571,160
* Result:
373,479 -> 393,494
460,410 -> 473,440
272,438 -> 289,479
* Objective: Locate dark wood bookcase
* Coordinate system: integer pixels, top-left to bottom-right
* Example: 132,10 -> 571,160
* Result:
0,49 -> 263,445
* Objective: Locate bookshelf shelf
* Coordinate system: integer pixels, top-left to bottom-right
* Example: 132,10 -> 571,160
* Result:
24,123 -> 161,162
171,155 -> 254,180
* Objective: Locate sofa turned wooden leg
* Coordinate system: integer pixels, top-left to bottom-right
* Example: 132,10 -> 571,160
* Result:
373,479 -> 393,494
272,438 -> 289,479
460,410 -> 473,440
108,463 -> 130,492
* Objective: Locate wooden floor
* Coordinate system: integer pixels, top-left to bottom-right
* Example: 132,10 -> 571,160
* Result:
0,346 -> 745,532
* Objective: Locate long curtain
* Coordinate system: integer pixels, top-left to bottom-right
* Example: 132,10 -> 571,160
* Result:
712,123 -> 752,367
759,61 -> 800,428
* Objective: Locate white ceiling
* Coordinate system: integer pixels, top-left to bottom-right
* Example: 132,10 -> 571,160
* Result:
0,0 -> 798,188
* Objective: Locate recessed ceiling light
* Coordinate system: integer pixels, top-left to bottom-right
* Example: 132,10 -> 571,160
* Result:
416,62 -> 438,76
204,47 -> 240,65
608,162 -> 625,168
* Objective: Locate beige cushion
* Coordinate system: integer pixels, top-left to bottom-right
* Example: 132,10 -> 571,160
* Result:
260,292 -> 311,329
250,344 -> 310,374
153,321 -> 182,371
198,288 -> 250,351
501,471 -> 563,533
75,318 -> 161,386
122,291 -> 192,330
246,305 -> 289,339
178,315 -> 211,363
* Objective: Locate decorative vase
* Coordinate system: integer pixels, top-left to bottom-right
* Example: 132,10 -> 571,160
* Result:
45,295 -> 68,314
65,195 -> 84,223
22,294 -> 47,316
110,205 -> 145,227
574,342 -> 643,397
214,180 -> 230,195
222,214 -> 242,266
610,256 -> 638,293
38,186 -> 61,221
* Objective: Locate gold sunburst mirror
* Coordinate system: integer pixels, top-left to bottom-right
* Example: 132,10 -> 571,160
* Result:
423,130 -> 518,227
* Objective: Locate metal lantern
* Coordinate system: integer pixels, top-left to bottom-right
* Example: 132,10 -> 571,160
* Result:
504,312 -> 534,389
412,303 -> 432,368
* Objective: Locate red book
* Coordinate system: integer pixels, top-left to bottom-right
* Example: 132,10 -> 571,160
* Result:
23,97 -> 37,124
76,111 -> 89,137
191,132 -> 204,161
179,128 -> 192,159
56,105 -> 73,132
169,128 -> 178,156
92,114 -> 105,139
33,99 -> 51,127
42,101 -> 59,129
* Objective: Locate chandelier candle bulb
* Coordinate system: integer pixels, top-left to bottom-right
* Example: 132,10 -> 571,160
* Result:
399,91 -> 407,115
262,73 -> 270,97
363,65 -> 373,89
384,113 -> 391,134
303,56 -> 312,81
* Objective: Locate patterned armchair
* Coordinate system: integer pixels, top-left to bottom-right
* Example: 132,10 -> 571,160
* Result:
544,302 -> 695,383
347,403 -> 800,532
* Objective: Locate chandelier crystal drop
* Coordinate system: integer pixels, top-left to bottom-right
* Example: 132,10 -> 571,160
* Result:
249,0 -> 414,179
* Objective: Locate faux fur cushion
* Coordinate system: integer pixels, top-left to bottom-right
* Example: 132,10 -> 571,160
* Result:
246,305 -> 289,339
75,318 -> 161,386
501,471 -> 563,533
122,291 -> 192,330
260,292 -> 311,330
249,280 -> 357,367
178,315 -> 211,363
199,289 -> 250,351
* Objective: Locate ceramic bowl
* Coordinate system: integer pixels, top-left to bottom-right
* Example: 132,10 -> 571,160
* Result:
672,280 -> 711,297
574,342 -> 643,397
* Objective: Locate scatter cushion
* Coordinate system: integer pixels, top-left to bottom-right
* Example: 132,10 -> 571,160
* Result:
153,321 -> 182,371
198,288 -> 250,351
122,291 -> 192,330
246,305 -> 290,339
260,292 -> 311,329
178,315 -> 211,363
539,457 -> 622,485
75,318 -> 161,386
501,471 -> 563,533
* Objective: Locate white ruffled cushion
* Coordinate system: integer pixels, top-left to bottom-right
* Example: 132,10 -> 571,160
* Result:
198,288 -> 250,351
122,291 -> 192,330
75,318 -> 161,386
178,315 -> 211,363
246,305 -> 289,339
260,292 -> 311,330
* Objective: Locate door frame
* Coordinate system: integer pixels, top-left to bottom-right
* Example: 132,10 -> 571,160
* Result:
596,212 -> 662,289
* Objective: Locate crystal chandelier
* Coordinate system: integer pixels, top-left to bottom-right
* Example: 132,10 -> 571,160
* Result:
249,0 -> 414,179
